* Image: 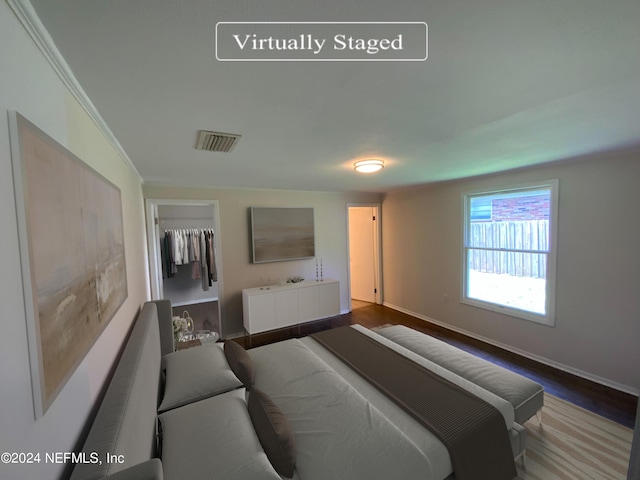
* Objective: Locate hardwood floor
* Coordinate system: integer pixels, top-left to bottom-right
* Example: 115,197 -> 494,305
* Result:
237,303 -> 638,428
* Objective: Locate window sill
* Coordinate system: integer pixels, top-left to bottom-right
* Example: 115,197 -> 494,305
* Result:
461,297 -> 555,327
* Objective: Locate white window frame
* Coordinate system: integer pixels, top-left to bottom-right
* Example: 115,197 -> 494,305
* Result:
461,179 -> 559,326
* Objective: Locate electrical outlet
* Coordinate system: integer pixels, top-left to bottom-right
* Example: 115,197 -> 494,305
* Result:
443,294 -> 450,304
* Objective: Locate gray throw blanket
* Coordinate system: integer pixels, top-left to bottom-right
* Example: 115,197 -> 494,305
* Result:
312,327 -> 517,480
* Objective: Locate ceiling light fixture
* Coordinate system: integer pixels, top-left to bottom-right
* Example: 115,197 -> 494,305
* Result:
354,159 -> 384,173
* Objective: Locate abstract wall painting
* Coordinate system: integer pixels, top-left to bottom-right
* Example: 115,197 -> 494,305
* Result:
250,207 -> 315,263
9,112 -> 128,417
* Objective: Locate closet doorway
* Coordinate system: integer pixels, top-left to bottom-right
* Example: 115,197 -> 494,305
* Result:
145,199 -> 224,338
347,204 -> 382,310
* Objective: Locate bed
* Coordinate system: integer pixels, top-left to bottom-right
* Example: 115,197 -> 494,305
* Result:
70,301 -> 534,480
160,325 -> 527,480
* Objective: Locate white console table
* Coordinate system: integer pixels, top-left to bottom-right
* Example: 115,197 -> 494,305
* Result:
242,279 -> 340,335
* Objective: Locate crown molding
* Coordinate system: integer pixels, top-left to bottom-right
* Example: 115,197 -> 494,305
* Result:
6,0 -> 144,184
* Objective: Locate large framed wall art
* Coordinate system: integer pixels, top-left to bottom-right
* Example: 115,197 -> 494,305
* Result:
250,207 -> 315,263
9,112 -> 128,417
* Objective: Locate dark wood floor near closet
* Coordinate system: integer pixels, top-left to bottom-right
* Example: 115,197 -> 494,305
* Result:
236,303 -> 637,429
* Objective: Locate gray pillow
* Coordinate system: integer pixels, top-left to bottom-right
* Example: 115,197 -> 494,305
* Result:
159,389 -> 281,480
248,388 -> 296,478
158,343 -> 242,413
224,340 -> 255,389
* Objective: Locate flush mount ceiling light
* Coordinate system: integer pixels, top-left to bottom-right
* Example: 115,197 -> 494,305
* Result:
354,159 -> 384,173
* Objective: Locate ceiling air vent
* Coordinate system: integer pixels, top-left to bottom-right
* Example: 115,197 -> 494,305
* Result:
195,130 -> 241,152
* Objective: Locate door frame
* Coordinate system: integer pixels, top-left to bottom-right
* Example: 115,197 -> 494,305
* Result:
346,203 -> 382,310
144,198 -> 225,336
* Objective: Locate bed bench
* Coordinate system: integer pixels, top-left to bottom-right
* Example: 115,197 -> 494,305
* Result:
375,325 -> 544,425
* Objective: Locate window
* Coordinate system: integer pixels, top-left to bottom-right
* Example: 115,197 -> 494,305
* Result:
462,180 -> 558,325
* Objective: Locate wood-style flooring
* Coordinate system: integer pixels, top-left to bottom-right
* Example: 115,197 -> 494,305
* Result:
236,302 -> 637,428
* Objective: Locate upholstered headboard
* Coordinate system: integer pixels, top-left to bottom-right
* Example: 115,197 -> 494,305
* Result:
69,302 -> 166,480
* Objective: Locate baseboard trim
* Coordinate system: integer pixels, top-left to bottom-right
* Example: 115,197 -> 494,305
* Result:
383,302 -> 639,397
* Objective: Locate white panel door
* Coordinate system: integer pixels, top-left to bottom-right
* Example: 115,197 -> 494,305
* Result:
349,207 -> 376,302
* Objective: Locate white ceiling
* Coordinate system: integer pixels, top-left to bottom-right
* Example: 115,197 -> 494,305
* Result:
28,0 -> 640,193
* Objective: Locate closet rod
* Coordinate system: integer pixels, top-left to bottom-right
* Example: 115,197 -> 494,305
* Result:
160,217 -> 214,221
163,228 -> 214,232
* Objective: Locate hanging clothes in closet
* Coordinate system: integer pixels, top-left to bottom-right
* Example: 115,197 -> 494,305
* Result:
162,229 -> 218,291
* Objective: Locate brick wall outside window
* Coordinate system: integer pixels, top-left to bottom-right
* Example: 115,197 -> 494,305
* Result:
491,195 -> 549,221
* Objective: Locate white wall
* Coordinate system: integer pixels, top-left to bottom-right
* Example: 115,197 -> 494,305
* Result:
0,3 -> 148,479
382,152 -> 640,393
143,185 -> 382,336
